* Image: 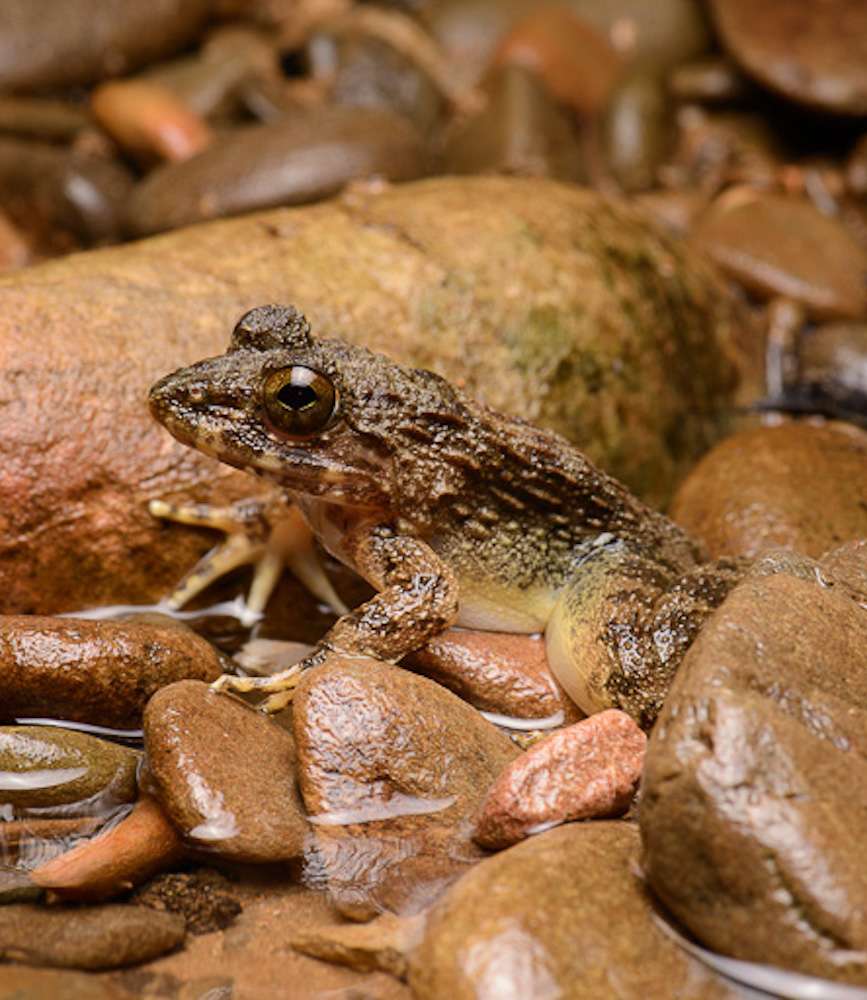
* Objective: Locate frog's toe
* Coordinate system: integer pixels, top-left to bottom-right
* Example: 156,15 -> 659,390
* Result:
149,497 -> 346,616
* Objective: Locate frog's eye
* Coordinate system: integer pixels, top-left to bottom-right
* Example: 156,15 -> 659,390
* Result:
263,366 -> 337,436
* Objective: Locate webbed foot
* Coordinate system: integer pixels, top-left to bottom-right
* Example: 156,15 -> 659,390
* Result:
211,664 -> 306,714
149,495 -> 348,618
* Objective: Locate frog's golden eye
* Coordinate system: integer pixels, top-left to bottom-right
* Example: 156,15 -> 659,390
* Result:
263,366 -> 337,436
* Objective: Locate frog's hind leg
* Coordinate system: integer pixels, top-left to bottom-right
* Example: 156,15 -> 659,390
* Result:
150,497 -> 347,617
546,545 -> 745,729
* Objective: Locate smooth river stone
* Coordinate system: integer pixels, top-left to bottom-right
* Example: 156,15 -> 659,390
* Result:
641,554 -> 867,984
293,656 -> 519,919
473,709 -> 645,849
0,0 -> 212,93
0,902 -> 184,970
144,680 -> 309,862
0,615 -> 223,730
670,422 -> 867,559
692,189 -> 867,320
0,176 -> 741,614
0,726 -> 138,812
405,629 -> 573,723
409,822 -> 740,1000
710,0 -> 867,116
126,106 -> 429,235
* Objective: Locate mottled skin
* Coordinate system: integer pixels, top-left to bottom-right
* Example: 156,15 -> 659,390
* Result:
150,306 -> 745,726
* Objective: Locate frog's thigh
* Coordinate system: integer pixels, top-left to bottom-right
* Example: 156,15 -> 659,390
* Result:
545,549 -> 670,723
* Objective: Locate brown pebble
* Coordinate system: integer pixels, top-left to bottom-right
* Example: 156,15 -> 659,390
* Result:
91,80 -> 214,165
293,655 -> 518,918
710,0 -> 867,116
407,627 -> 576,722
125,106 -> 429,236
31,796 -> 185,901
291,911 -> 424,979
0,615 -> 223,730
0,0 -> 212,93
473,709 -> 646,849
692,189 -> 867,319
0,901 -> 185,970
494,7 -> 622,117
671,422 -> 867,559
144,680 -> 309,862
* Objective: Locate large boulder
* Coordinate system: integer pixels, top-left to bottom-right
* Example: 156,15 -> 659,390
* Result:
0,176 -> 741,613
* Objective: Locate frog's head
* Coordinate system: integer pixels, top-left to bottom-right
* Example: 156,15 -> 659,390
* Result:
149,304 -> 469,508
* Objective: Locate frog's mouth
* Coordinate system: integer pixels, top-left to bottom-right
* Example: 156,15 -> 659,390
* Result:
149,367 -> 390,508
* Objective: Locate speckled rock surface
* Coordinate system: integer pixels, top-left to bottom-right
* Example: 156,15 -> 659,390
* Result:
641,547 -> 867,984
0,615 -> 223,729
0,902 -> 185,970
670,421 -> 867,559
293,656 -> 518,919
0,725 -> 138,812
0,176 -> 742,614
409,822 -> 741,1000
473,710 -> 646,849
144,680 -> 309,862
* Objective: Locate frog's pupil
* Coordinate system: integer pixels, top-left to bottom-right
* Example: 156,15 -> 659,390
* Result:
278,383 -> 317,410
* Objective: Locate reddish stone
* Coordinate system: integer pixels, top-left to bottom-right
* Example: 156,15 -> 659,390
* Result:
473,709 -> 646,849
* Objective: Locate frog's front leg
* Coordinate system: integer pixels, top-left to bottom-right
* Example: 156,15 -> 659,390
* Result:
545,543 -> 746,729
214,525 -> 460,713
150,495 -> 347,619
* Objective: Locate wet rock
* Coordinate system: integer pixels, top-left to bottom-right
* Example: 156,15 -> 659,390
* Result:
409,822 -> 740,999
709,0 -> 867,116
31,796 -> 185,901
693,189 -> 867,319
0,176 -> 741,614
293,656 -> 518,918
0,902 -> 184,970
670,422 -> 867,559
144,680 -> 308,862
126,107 -> 429,236
640,557 -> 867,984
132,868 -> 241,934
91,80 -> 214,165
0,0 -> 212,93
0,726 -> 138,813
443,65 -> 585,181
473,710 -> 645,849
0,966 -> 128,1000
0,138 -> 133,247
331,35 -> 444,135
406,628 -> 572,722
291,911 -> 423,979
600,69 -> 673,192
494,7 -> 621,117
0,616 -> 224,730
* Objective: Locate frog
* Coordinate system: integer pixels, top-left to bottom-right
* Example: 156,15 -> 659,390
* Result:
149,304 -> 747,727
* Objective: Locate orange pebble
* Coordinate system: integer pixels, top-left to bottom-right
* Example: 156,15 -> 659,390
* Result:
31,796 -> 185,901
91,79 -> 214,163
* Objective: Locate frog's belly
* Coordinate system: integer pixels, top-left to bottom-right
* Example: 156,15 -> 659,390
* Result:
456,579 -> 557,633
